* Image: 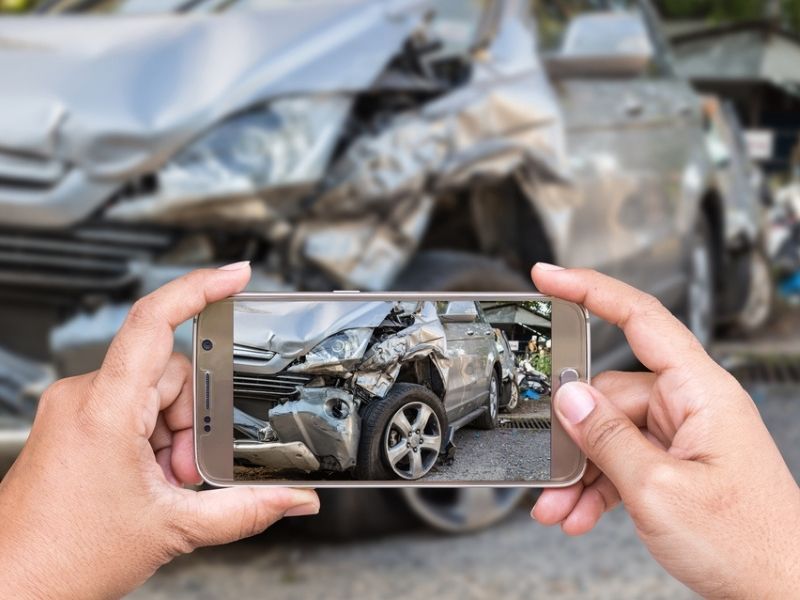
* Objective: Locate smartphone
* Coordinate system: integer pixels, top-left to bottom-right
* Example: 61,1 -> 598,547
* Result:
194,293 -> 588,487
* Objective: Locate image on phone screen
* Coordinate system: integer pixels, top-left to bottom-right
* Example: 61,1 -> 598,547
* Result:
231,300 -> 552,482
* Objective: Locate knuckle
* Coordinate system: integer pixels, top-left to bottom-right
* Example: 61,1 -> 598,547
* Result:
236,489 -> 269,539
635,292 -> 665,318
127,297 -> 153,324
36,378 -> 72,417
584,416 -> 632,458
641,462 -> 680,494
73,383 -> 110,436
591,371 -> 618,393
162,502 -> 202,555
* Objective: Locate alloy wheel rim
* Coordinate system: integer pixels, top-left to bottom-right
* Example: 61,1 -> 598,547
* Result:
489,374 -> 498,420
507,383 -> 519,411
384,401 -> 441,480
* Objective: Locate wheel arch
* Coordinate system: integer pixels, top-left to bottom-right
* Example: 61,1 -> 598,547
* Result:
418,176 -> 557,280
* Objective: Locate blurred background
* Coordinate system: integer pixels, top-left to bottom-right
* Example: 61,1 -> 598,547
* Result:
1,0 -> 799,598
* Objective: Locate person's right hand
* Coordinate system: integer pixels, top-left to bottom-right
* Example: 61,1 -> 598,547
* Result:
531,264 -> 800,599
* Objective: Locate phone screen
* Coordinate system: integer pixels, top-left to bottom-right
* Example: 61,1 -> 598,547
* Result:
231,299 -> 552,483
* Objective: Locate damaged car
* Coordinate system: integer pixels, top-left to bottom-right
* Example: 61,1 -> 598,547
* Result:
232,300 -> 501,480
0,0 -> 767,532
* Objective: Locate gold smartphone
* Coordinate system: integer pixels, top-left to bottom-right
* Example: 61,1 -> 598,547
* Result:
194,293 -> 588,487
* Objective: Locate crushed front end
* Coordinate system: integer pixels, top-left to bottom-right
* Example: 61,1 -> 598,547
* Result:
232,300 -> 448,476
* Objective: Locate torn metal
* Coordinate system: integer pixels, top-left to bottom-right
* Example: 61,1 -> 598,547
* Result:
355,301 -> 448,397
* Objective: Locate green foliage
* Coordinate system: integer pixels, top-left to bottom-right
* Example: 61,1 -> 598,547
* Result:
0,0 -> 33,12
522,300 -> 552,321
657,0 -> 800,32
531,351 -> 552,378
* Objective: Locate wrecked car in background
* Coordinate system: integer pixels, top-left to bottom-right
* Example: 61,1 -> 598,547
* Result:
0,0 -> 768,532
233,300 -> 501,481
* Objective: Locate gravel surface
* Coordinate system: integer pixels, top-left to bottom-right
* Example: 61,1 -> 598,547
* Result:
130,382 -> 799,600
426,427 -> 550,482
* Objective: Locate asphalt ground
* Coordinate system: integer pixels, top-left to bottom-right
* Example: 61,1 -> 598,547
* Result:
128,382 -> 800,600
131,303 -> 800,600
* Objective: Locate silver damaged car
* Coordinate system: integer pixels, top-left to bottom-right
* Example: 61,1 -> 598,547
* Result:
232,300 -> 501,480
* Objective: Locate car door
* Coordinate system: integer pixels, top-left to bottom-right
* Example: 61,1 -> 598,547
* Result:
438,301 -> 490,420
634,1 -> 709,312
531,0 -> 679,369
464,302 -> 497,410
437,301 -> 470,419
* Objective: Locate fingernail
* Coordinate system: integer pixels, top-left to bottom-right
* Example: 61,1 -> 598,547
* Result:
218,261 -> 251,271
284,502 -> 320,517
535,263 -> 565,272
557,383 -> 596,425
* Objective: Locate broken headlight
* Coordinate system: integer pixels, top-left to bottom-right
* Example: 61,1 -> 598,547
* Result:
289,328 -> 372,373
157,96 -> 351,200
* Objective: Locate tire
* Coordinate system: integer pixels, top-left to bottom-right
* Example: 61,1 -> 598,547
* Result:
400,487 -> 530,533
393,250 -> 534,292
391,251 -> 533,531
501,380 -> 519,412
733,248 -> 774,335
355,383 -> 446,481
686,216 -> 716,348
473,369 -> 500,430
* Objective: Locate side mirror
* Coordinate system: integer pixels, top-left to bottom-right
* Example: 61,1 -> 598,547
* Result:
544,12 -> 655,79
440,301 -> 479,323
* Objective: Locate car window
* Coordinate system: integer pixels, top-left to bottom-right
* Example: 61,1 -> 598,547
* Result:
531,0 -> 672,77
426,0 -> 485,57
532,0 -> 639,54
474,302 -> 488,324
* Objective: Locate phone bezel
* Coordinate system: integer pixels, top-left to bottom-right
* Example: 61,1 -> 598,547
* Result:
194,292 -> 589,488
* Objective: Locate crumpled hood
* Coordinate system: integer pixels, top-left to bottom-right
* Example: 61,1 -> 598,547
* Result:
234,300 -> 394,358
0,1 -> 422,179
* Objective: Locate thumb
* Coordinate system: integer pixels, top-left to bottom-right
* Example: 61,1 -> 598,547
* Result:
178,487 -> 320,549
554,382 -> 666,497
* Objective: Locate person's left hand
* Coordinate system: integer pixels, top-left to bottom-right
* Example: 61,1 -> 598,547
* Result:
0,263 -> 319,600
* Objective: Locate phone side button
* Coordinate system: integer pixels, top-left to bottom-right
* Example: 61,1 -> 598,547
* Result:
559,368 -> 581,385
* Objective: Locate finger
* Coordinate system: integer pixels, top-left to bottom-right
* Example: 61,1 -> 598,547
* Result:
531,265 -> 709,374
100,263 -> 251,391
592,371 -> 656,428
532,462 -> 602,525
150,414 -> 172,454
561,486 -> 608,536
177,487 -> 320,549
155,446 -> 179,486
554,382 -> 671,498
171,428 -> 201,486
160,354 -> 194,432
532,482 -> 583,525
561,474 -> 622,536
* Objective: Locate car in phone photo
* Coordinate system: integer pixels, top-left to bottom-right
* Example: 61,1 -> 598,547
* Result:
232,299 -> 542,481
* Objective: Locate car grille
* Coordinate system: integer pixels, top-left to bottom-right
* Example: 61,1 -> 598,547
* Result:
0,225 -> 174,295
233,372 -> 312,402
0,151 -> 66,191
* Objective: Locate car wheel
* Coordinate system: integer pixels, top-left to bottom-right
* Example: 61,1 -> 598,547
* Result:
399,488 -> 529,533
355,383 -> 445,481
392,250 -> 534,532
502,380 -> 519,412
686,217 -> 716,347
474,370 -> 500,430
734,248 -> 773,334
